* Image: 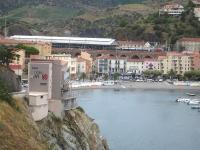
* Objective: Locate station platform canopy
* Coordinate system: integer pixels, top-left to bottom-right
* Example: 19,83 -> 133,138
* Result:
10,35 -> 117,46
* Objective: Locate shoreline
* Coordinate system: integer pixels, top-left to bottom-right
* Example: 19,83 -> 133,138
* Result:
72,82 -> 200,91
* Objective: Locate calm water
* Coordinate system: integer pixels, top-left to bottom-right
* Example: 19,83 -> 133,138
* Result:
77,89 -> 200,150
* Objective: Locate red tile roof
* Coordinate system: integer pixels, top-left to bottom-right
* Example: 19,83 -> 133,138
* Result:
9,64 -> 22,70
161,3 -> 184,9
179,37 -> 200,42
118,40 -> 145,46
192,0 -> 200,5
0,38 -> 51,45
97,55 -> 127,60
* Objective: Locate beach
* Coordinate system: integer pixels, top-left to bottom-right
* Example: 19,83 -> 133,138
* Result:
72,81 -> 200,90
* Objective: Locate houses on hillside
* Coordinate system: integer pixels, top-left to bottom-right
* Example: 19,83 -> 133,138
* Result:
176,37 -> 200,51
194,7 -> 200,21
159,3 -> 184,16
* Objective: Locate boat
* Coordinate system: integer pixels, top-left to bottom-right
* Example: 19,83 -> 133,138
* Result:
176,98 -> 190,103
191,106 -> 200,109
114,88 -> 120,91
186,93 -> 196,96
187,99 -> 200,105
103,80 -> 115,86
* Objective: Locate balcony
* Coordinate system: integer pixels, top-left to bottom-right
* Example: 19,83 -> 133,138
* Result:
63,91 -> 78,111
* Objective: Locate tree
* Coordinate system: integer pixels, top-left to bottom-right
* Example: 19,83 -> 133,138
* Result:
79,72 -> 87,81
113,73 -> 120,81
0,45 -> 18,66
0,79 -> 14,106
184,71 -> 200,81
103,73 -> 109,81
167,69 -> 176,80
143,70 -> 162,79
16,44 -> 39,57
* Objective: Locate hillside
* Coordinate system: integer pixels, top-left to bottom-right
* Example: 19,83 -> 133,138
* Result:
0,0 -> 195,43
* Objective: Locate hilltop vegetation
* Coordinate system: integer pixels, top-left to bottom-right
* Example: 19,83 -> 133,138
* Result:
1,0 -> 198,45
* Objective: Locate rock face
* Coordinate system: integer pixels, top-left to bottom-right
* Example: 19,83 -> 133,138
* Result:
0,97 -> 108,150
0,66 -> 21,92
37,107 -> 109,150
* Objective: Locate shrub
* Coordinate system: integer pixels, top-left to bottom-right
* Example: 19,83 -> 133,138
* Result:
0,79 -> 14,106
77,106 -> 85,113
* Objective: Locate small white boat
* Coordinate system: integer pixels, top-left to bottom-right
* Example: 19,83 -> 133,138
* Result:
176,98 -> 190,103
186,93 -> 196,96
187,99 -> 200,105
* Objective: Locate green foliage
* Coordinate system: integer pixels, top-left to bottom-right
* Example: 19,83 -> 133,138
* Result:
0,45 -> 18,66
184,70 -> 200,81
167,69 -> 177,79
143,70 -> 162,78
0,79 -> 14,106
0,121 -> 5,130
113,73 -> 120,81
79,72 -> 87,81
16,44 -> 39,57
77,106 -> 85,113
103,73 -> 109,81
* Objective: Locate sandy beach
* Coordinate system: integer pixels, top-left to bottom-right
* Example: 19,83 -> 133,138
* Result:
72,81 -> 200,90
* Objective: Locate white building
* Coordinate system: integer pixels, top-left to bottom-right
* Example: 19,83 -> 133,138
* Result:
117,41 -> 154,51
10,35 -> 117,50
45,54 -> 77,78
159,3 -> 184,16
96,56 -> 127,75
28,59 -> 77,120
194,8 -> 200,21
126,59 -> 144,75
29,92 -> 48,121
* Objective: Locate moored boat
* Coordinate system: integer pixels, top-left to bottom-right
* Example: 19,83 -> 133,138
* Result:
114,88 -> 120,91
187,99 -> 200,105
186,93 -> 196,96
176,98 -> 190,103
191,106 -> 200,109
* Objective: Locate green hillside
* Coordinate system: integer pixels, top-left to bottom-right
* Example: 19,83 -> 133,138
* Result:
1,0 -> 197,45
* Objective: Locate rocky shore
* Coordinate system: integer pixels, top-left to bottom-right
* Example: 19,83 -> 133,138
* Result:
0,98 -> 108,150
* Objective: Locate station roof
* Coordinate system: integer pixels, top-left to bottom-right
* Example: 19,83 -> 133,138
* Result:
10,35 -> 117,46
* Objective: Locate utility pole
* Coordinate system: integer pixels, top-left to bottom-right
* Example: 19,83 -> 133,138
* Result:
4,17 -> 7,38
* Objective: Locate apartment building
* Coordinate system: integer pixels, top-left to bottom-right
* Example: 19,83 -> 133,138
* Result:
45,54 -> 77,78
143,59 -> 160,71
191,51 -> 200,71
0,38 -> 52,56
126,59 -> 144,75
158,52 -> 193,75
176,37 -> 200,51
9,49 -> 25,76
96,56 -> 127,75
76,58 -> 86,76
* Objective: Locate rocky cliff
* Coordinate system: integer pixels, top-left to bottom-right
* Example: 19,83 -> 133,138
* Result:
0,65 -> 21,92
0,98 -> 108,150
38,108 -> 109,150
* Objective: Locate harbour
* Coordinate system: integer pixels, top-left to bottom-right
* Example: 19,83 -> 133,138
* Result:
77,89 -> 200,150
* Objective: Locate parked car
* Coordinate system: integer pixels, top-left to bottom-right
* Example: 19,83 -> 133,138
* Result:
136,79 -> 144,82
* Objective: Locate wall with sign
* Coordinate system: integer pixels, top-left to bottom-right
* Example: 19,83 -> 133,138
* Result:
28,63 -> 52,99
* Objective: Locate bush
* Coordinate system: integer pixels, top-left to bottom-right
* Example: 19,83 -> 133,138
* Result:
77,106 -> 85,113
0,79 -> 14,106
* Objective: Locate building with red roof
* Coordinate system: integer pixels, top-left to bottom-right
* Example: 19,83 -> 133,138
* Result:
176,37 -> 200,51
